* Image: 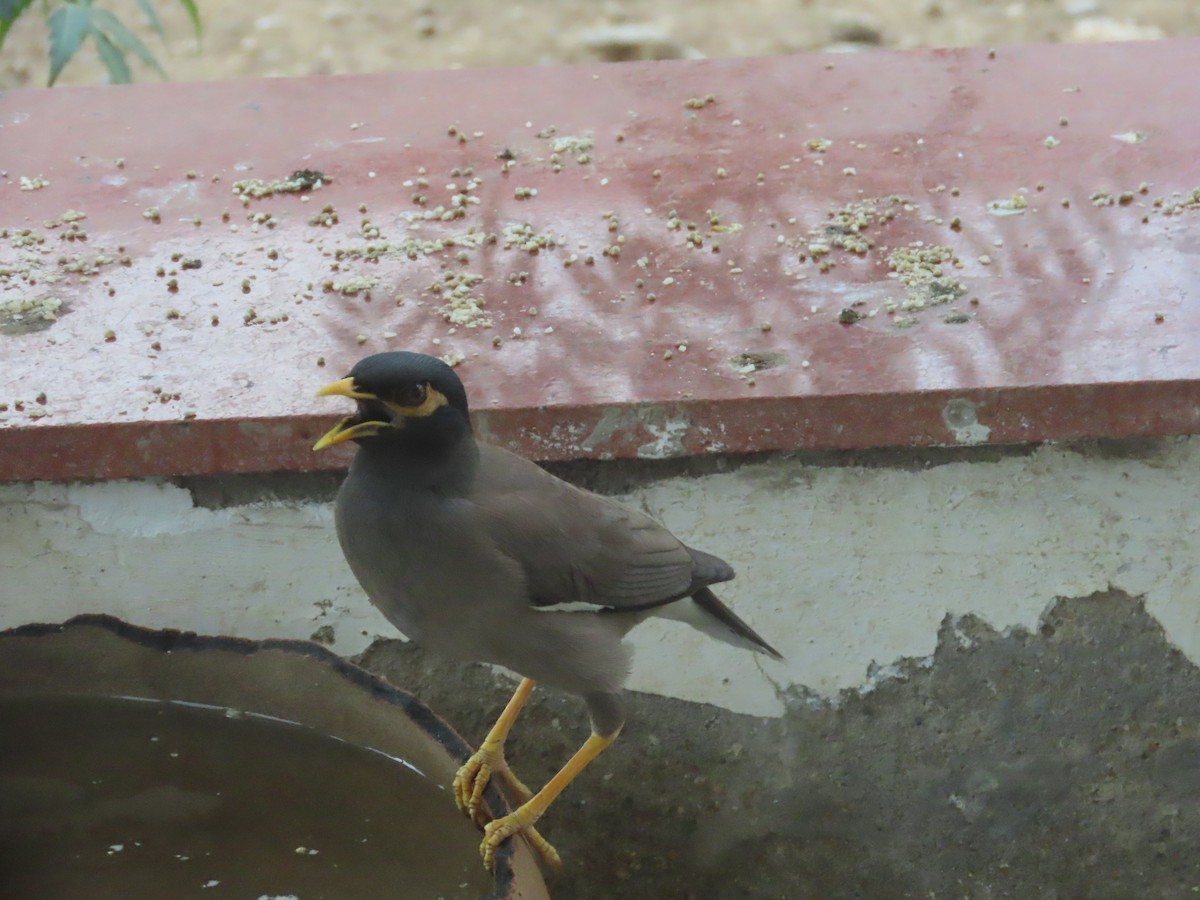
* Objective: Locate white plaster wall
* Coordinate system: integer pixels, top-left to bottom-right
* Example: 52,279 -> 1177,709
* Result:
3,438 -> 1199,719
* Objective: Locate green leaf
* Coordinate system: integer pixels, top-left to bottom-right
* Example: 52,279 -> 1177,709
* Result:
0,0 -> 34,20
176,0 -> 201,41
47,2 -> 93,86
0,0 -> 35,53
133,0 -> 164,39
91,27 -> 131,83
90,7 -> 166,79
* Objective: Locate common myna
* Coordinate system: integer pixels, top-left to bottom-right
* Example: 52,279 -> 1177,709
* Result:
314,351 -> 781,870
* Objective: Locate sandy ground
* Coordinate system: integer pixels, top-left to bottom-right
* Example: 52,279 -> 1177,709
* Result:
2,0 -> 1198,89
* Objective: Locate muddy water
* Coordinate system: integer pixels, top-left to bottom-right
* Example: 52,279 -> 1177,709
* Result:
0,695 -> 493,899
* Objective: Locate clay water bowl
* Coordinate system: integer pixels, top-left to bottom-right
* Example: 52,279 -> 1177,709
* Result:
0,614 -> 548,900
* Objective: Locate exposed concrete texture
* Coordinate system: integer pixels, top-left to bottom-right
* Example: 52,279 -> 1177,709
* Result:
5,438 -> 1200,719
359,590 -> 1200,898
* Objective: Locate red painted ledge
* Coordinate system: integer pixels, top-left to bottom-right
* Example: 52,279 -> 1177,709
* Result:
2,41 -> 1199,482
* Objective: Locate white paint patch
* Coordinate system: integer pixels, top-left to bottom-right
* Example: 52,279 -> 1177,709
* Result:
1,479 -> 387,654
65,481 -> 235,538
617,437 -> 1200,715
5,439 -> 1200,721
579,408 -> 631,453
942,398 -> 991,444
636,416 -> 689,459
851,655 -> 935,704
136,178 -> 201,208
1111,131 -> 1147,144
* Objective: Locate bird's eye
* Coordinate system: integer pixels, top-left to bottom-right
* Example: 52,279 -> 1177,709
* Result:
394,382 -> 427,408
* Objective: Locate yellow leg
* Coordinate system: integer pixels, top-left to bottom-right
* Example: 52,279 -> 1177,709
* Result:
454,678 -> 536,824
481,729 -> 620,872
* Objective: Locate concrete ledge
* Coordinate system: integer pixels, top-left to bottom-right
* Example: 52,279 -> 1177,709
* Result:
4,40 -> 1200,481
5,44 -> 1200,895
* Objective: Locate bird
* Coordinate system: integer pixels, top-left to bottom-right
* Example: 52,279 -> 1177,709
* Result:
313,351 -> 781,871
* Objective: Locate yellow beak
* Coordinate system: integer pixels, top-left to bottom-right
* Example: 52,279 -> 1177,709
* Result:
313,376 -> 384,451
313,417 -> 385,451
315,376 -> 376,400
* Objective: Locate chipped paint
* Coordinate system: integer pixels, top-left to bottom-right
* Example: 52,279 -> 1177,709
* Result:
636,411 -> 690,459
7,441 -> 1200,719
577,407 -> 694,459
67,480 -> 235,538
942,398 -> 991,445
580,407 -> 636,454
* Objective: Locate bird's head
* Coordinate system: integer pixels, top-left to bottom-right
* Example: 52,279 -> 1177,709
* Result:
312,352 -> 470,451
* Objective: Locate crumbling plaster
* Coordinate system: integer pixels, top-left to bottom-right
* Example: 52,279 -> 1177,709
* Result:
3,438 -> 1197,719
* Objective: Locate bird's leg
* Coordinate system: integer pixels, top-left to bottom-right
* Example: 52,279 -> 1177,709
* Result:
481,728 -> 620,872
454,677 -> 536,824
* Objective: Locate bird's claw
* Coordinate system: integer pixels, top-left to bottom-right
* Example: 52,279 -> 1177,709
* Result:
453,752 -> 494,826
482,813 -> 561,873
454,744 -> 533,827
458,746 -> 558,872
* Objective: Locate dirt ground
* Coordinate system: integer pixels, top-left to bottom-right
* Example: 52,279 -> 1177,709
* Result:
2,0 -> 1198,89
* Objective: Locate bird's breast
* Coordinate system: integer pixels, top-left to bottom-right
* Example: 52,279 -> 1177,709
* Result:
333,472 -> 520,652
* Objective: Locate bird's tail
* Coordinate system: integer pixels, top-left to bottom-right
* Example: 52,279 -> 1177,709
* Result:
653,586 -> 783,660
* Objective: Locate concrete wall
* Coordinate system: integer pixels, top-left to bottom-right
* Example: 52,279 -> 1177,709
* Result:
5,438 -> 1200,711
4,438 -> 1200,896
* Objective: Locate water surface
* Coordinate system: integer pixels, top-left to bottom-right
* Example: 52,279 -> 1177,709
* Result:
0,694 -> 492,899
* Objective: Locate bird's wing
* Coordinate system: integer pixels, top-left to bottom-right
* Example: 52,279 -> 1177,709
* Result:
472,445 -> 732,611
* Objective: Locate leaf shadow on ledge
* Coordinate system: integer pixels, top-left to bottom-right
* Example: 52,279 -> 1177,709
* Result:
357,589 -> 1200,900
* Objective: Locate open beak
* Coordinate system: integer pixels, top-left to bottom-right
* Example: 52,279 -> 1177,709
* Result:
315,376 -> 375,400
313,416 -> 386,451
313,377 -> 385,451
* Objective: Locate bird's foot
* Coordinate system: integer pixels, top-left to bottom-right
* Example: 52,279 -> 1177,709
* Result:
477,729 -> 618,873
482,810 -> 561,873
453,743 -> 532,826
